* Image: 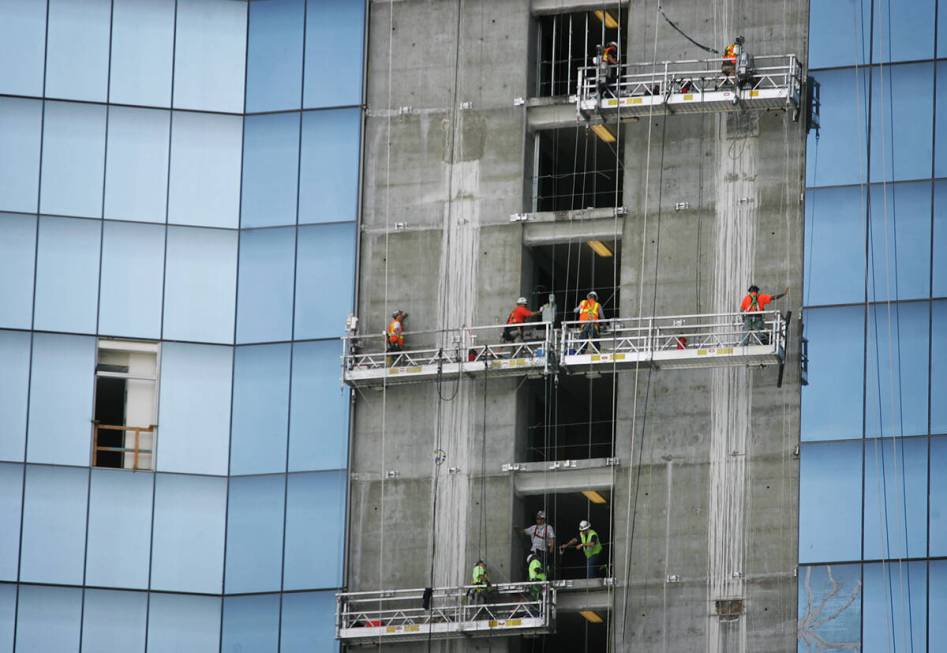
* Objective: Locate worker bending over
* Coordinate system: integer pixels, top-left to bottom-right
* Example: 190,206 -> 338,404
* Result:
574,291 -> 605,341
502,297 -> 538,343
469,559 -> 493,604
522,510 -> 556,569
740,284 -> 787,345
560,520 -> 603,578
526,553 -> 546,601
386,310 -> 407,366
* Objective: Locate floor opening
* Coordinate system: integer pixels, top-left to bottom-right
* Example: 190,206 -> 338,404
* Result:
525,375 -> 615,463
525,240 -> 621,324
535,8 -> 626,98
532,127 -> 624,212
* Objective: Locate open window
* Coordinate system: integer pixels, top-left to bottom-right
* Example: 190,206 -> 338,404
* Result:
535,8 -> 626,98
525,240 -> 621,322
532,127 -> 623,212
92,339 -> 159,471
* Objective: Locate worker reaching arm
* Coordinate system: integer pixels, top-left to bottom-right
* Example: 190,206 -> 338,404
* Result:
739,285 -> 788,345
522,510 -> 556,570
502,297 -> 538,343
559,520 -> 604,579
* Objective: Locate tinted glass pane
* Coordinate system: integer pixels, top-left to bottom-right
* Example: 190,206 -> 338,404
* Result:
298,108 -> 360,224
799,441 -> 863,563
936,62 -> 947,177
163,226 -> 237,344
294,222 -> 356,339
931,437 -> 947,555
82,589 -> 147,653
27,333 -> 95,466
867,181 -> 932,302
804,186 -> 866,306
283,470 -> 345,590
173,0 -> 247,113
222,595 -> 280,653
0,332 -> 29,462
801,306 -> 865,441
99,221 -> 165,339
40,101 -> 107,218
147,593 -> 221,653
808,0 -> 869,69
225,475 -> 285,594
0,97 -> 41,213
85,470 -> 153,589
19,465 -> 89,585
33,216 -> 101,334
863,437 -> 928,559
932,560 -> 947,650
230,344 -> 291,476
157,343 -> 233,476
289,340 -> 349,472
151,474 -> 226,594
869,63 -> 934,183
241,112 -> 300,228
281,591 -> 337,653
0,213 -> 36,329
797,564 -> 862,652
0,0 -> 46,96
936,179 -> 947,297
104,107 -> 170,223
237,227 -> 295,343
304,0 -> 365,108
863,561 -> 926,653
871,0 -> 935,63
941,0 -> 947,58
109,0 -> 174,107
865,301 -> 929,437
246,0 -> 304,113
0,583 -> 13,652
168,112 -> 242,228
934,301 -> 947,434
0,463 -> 23,581
15,585 -> 81,653
45,0 -> 110,102
807,68 -> 868,188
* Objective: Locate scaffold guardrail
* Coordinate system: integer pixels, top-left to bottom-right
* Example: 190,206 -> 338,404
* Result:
336,582 -> 556,644
576,54 -> 802,118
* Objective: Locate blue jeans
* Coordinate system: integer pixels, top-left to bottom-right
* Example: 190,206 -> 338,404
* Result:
585,553 -> 602,578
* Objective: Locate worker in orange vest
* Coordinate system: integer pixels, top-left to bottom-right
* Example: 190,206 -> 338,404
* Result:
574,291 -> 604,341
595,41 -> 620,98
502,297 -> 538,343
721,36 -> 742,76
740,285 -> 787,345
386,310 -> 407,365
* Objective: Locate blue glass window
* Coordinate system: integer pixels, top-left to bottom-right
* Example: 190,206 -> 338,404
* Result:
82,589 -> 147,653
289,340 -> 349,472
246,0 -> 304,113
147,593 -> 221,653
865,301 -> 929,438
27,334 -> 95,466
801,306 -> 865,441
936,61 -> 947,178
225,475 -> 285,593
0,213 -> 36,330
797,564 -> 862,651
85,470 -> 153,589
804,186 -> 866,306
241,113 -> 300,228
0,0 -> 46,96
109,0 -> 175,107
871,0 -> 936,63
0,463 -> 23,581
15,585 -> 81,653
808,0 -> 869,69
284,470 -> 345,590
932,560 -> 947,650
33,217 -> 101,334
237,227 -> 296,343
0,583 -> 14,652
19,465 -> 89,585
104,107 -> 170,223
173,0 -> 247,113
799,441 -> 863,563
168,112 -> 242,229
45,0 -> 110,102
99,221 -> 164,339
40,101 -> 107,218
869,63 -> 934,183
933,301 -> 947,434
807,68 -> 869,188
936,178 -> 947,298
163,226 -> 237,344
931,437 -> 947,556
281,591 -> 337,652
157,343 -> 233,476
230,344 -> 291,476
0,332 -> 29,462
867,181 -> 931,302
222,595 -> 280,653
294,222 -> 356,339
298,108 -> 361,224
0,97 -> 42,214
863,561 -> 926,653
863,437 -> 928,559
941,0 -> 947,58
304,0 -> 366,108
151,474 -> 226,594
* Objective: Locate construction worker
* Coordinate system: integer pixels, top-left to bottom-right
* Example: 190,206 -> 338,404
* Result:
740,284 -> 788,345
522,510 -> 556,569
502,297 -> 538,343
574,291 -> 604,341
526,553 -> 546,601
560,520 -> 603,579
469,559 -> 492,604
595,41 -> 620,98
722,36 -> 752,89
721,36 -> 741,76
386,310 -> 407,366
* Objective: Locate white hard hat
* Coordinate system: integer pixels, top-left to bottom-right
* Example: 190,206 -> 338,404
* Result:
527,552 -> 537,564
587,291 -> 598,299
536,510 -> 545,519
517,296 -> 528,304
579,520 -> 591,531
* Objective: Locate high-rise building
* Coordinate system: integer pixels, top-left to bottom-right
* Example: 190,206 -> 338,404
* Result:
0,0 -> 364,650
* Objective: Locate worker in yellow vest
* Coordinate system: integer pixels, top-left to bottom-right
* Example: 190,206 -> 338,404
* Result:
526,553 -> 546,601
574,291 -> 604,341
560,520 -> 604,578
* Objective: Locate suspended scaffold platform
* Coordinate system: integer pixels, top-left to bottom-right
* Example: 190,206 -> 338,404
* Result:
576,55 -> 802,119
336,582 -> 556,645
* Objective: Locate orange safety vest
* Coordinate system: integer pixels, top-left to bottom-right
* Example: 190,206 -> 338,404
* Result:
723,44 -> 737,63
387,319 -> 404,345
602,45 -> 617,64
578,300 -> 600,322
